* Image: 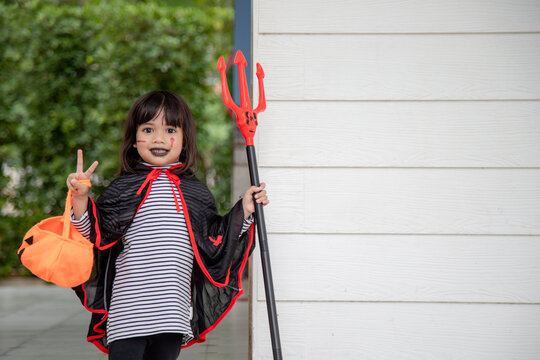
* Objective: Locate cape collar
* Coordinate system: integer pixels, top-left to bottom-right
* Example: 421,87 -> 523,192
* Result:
136,162 -> 185,213
141,162 -> 183,170
132,162 -> 184,173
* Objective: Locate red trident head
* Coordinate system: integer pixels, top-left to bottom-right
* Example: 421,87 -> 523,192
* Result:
217,50 -> 266,146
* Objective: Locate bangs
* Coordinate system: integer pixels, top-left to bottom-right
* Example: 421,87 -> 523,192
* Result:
134,92 -> 184,129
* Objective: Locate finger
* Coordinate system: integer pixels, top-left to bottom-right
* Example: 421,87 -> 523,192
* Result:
85,161 -> 99,177
252,184 -> 265,193
77,149 -> 84,173
67,174 -> 77,191
67,179 -> 75,191
70,179 -> 81,192
255,183 -> 266,194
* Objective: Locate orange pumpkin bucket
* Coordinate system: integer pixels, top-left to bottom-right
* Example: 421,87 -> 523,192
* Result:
18,180 -> 94,288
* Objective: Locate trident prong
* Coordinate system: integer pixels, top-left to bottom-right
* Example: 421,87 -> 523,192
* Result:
234,51 -> 251,110
217,50 -> 266,146
217,55 -> 241,115
254,63 -> 266,113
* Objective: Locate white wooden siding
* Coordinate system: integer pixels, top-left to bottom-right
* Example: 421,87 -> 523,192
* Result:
255,235 -> 540,303
260,168 -> 540,235
258,0 -> 540,34
252,302 -> 540,359
250,0 -> 540,359
258,101 -> 540,167
257,34 -> 540,101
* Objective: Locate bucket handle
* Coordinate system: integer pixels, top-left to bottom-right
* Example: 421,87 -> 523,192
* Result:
63,179 -> 92,237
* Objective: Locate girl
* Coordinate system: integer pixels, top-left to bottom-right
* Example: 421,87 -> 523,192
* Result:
66,90 -> 268,360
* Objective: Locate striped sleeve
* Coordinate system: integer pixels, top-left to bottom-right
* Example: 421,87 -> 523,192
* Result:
240,215 -> 254,237
71,209 -> 91,239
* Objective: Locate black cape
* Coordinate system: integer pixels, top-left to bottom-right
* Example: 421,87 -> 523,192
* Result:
72,163 -> 255,353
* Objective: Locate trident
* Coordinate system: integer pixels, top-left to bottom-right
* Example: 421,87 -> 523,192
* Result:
218,50 -> 283,360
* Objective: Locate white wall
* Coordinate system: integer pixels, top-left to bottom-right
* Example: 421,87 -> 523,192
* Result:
250,1 -> 540,359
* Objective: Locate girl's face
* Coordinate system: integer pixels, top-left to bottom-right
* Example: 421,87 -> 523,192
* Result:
134,111 -> 183,166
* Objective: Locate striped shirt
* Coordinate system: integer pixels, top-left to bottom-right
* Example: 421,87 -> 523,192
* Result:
72,163 -> 252,345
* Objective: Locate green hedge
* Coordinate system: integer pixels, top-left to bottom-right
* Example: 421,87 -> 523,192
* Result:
0,0 -> 234,277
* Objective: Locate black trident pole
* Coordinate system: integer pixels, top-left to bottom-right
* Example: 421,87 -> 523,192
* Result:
218,51 -> 283,360
246,145 -> 283,360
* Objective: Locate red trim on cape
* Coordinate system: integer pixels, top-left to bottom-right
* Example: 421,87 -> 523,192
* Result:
90,198 -> 118,250
80,282 -> 109,353
177,186 -> 231,288
135,181 -> 153,215
182,222 -> 255,348
91,340 -> 109,354
82,198 -> 112,354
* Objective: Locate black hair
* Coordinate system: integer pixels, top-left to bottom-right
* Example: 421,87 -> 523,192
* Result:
120,90 -> 198,175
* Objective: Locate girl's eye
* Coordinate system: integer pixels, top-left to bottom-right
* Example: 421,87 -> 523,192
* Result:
142,128 -> 153,133
167,128 -> 177,134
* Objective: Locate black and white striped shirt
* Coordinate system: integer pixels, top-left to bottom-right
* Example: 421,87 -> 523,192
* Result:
72,163 -> 252,344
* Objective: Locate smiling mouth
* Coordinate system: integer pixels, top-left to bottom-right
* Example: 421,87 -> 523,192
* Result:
150,148 -> 169,157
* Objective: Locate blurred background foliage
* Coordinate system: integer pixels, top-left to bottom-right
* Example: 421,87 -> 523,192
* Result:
0,0 -> 235,277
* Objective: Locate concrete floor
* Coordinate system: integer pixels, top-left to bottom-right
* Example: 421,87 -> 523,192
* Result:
0,278 -> 249,360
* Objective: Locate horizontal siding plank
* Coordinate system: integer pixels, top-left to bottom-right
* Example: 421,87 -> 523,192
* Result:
252,301 -> 540,359
258,34 -> 540,100
256,100 -> 540,168
259,168 -> 540,234
259,0 -> 540,34
253,234 -> 540,303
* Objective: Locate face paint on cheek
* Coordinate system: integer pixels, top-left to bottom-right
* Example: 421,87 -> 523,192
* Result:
137,140 -> 146,143
170,138 -> 174,147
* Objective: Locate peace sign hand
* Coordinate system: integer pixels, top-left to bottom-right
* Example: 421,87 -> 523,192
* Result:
66,149 -> 99,199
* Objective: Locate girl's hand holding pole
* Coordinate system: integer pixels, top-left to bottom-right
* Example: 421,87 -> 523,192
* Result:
66,149 -> 98,220
242,182 -> 269,219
